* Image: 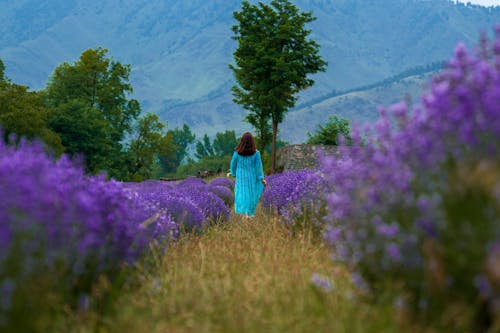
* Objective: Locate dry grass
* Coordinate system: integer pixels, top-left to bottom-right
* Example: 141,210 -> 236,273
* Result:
70,209 -> 404,333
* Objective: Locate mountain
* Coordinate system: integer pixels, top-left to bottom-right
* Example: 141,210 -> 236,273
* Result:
0,0 -> 499,143
283,69 -> 437,143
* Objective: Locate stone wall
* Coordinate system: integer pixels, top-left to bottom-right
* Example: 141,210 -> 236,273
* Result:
276,144 -> 341,171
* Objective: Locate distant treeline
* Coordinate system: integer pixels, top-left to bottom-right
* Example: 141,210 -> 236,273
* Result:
294,61 -> 445,110
0,49 -> 250,181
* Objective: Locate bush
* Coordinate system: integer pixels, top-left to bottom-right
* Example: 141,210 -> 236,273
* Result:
320,30 -> 500,330
306,115 -> 351,145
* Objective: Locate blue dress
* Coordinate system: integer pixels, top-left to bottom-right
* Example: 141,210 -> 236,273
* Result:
230,150 -> 265,216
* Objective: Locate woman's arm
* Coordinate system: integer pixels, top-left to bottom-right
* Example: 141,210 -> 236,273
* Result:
255,151 -> 266,185
230,152 -> 238,177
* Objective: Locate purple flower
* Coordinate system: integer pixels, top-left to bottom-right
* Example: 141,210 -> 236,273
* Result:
207,185 -> 234,206
376,224 -> 399,238
319,27 -> 500,325
261,169 -> 325,225
386,243 -> 402,263
210,177 -> 235,190
311,273 -> 334,292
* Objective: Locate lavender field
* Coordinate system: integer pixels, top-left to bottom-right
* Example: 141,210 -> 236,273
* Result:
2,28 -> 500,333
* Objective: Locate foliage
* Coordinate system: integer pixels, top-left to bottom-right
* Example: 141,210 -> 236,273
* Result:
125,113 -> 176,181
307,115 -> 351,145
260,138 -> 288,173
195,134 -> 216,160
213,130 -> 238,157
195,130 -> 238,160
0,60 -> 63,153
45,47 -> 141,178
263,137 -> 288,156
160,124 -> 196,174
320,30 -> 500,330
175,155 -> 231,178
230,0 -> 327,172
47,99 -> 115,173
176,130 -> 239,178
0,58 -> 5,82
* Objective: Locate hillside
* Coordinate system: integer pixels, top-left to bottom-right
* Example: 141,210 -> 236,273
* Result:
281,64 -> 441,142
0,0 -> 498,141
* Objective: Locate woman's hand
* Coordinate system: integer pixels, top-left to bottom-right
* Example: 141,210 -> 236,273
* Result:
262,179 -> 267,186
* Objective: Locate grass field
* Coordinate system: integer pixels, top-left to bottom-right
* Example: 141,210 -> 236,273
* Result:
61,209 -> 417,333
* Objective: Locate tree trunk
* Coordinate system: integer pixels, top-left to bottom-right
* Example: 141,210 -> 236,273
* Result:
271,116 -> 278,174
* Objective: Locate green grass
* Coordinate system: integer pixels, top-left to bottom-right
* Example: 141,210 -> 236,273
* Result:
64,210 -> 411,333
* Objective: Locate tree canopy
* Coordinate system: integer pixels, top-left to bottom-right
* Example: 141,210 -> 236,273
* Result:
0,58 -> 63,153
195,130 -> 238,160
160,124 -> 196,174
126,113 -> 176,181
1,51 -> 178,181
230,0 -> 327,172
45,48 -> 141,178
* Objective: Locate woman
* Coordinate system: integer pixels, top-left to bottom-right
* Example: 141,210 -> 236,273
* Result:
229,132 -> 267,217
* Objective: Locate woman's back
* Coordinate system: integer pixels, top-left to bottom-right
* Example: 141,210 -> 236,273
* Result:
230,149 -> 265,217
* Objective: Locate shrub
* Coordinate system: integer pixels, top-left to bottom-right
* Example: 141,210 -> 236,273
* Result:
306,115 -> 351,145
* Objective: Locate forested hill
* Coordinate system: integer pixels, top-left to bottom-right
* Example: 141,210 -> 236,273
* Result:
0,0 -> 499,142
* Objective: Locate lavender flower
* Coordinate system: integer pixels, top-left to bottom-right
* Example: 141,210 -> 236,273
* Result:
261,169 -> 325,225
210,177 -> 235,190
320,28 -> 500,328
311,273 -> 334,292
207,185 -> 234,206
0,137 -> 179,329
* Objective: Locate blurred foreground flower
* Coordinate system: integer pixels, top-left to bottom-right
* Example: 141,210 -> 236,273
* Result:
321,28 -> 500,330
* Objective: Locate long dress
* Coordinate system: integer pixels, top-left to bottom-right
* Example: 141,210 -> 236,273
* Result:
230,150 -> 265,216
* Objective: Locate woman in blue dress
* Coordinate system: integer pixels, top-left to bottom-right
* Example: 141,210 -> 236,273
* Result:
229,132 -> 267,217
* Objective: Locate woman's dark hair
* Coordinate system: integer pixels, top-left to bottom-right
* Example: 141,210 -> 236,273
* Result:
235,132 -> 257,156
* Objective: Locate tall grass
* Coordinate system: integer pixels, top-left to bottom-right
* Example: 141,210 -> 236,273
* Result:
66,210 -> 408,333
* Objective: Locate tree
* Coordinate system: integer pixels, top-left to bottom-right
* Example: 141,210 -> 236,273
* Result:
126,113 -> 175,181
160,124 -> 196,174
306,115 -> 351,145
0,58 -> 63,153
195,134 -> 215,160
0,58 -> 5,82
230,0 -> 327,173
45,48 -> 141,178
48,100 -> 113,173
213,130 -> 238,157
194,130 -> 238,160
